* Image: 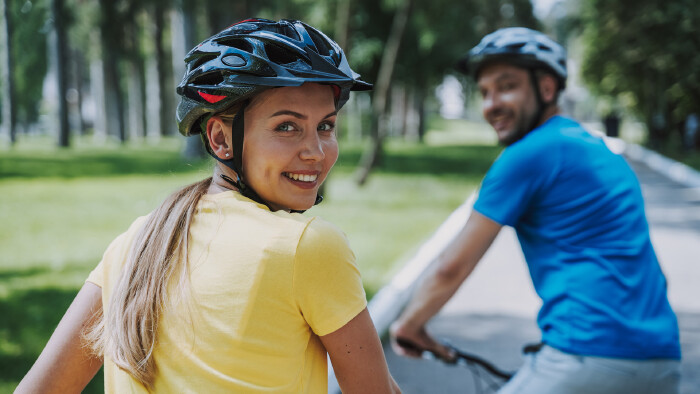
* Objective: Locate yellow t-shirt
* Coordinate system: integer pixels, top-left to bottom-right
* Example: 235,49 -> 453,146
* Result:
87,191 -> 367,393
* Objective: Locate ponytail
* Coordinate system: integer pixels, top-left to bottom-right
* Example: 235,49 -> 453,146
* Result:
86,177 -> 212,389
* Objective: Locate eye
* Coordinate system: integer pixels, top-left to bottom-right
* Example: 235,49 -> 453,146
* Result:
276,122 -> 298,132
318,121 -> 335,133
499,81 -> 518,92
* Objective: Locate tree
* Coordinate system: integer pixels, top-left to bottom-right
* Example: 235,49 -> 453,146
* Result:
51,0 -> 71,147
4,0 -> 48,139
581,0 -> 700,148
355,0 -> 413,186
0,0 -> 15,145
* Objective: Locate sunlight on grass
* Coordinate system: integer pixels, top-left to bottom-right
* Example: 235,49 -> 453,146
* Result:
424,117 -> 497,146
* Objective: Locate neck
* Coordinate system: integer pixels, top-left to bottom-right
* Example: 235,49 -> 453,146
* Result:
535,105 -> 560,129
208,165 -> 240,194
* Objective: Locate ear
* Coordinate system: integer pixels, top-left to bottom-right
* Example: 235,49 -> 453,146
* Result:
538,74 -> 559,105
206,116 -> 232,160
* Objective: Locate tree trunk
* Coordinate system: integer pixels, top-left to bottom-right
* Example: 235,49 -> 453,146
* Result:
127,60 -> 146,140
175,0 -> 206,159
73,49 -> 87,135
334,0 -> 350,49
52,0 -> 70,147
416,91 -> 426,143
123,9 -> 146,141
96,0 -> 124,143
355,0 -> 413,185
0,0 -> 16,145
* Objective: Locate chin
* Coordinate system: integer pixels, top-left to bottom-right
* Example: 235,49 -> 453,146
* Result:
282,198 -> 316,212
499,128 -> 529,146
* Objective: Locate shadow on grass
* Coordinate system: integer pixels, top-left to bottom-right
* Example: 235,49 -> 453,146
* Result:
0,267 -> 48,280
0,288 -> 103,393
0,148 -> 210,179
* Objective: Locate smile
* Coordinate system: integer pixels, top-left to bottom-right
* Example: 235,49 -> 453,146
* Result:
283,172 -> 318,182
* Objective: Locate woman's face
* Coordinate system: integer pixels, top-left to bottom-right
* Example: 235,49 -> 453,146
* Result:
242,83 -> 339,212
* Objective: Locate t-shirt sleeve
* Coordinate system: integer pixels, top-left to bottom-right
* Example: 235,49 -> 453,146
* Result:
474,141 -> 558,226
86,261 -> 105,288
293,218 -> 367,337
85,216 -> 149,289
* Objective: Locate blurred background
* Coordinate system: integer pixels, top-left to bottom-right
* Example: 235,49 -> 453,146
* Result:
0,0 -> 699,392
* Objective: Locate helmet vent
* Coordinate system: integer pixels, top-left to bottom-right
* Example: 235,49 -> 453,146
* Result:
506,43 -> 526,51
189,54 -> 218,71
307,29 -> 331,56
279,24 -> 301,41
538,44 -> 552,52
265,43 -> 302,66
216,38 -> 254,54
192,72 -> 224,87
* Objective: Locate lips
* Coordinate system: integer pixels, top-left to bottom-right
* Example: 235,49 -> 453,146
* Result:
488,111 -> 511,132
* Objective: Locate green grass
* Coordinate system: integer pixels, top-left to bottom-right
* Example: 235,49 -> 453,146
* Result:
0,122 -> 500,392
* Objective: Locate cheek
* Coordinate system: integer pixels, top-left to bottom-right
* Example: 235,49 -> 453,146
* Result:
325,140 -> 339,166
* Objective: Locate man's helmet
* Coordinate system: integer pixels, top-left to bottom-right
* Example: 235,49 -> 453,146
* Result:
176,18 -> 372,137
456,27 -> 567,89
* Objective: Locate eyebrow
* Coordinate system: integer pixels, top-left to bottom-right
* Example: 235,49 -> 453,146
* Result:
270,110 -> 338,120
495,72 -> 519,81
478,72 -> 520,89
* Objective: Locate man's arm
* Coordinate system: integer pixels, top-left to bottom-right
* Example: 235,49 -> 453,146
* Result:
390,211 -> 502,360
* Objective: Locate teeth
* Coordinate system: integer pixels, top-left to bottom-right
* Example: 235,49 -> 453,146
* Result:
284,173 -> 317,182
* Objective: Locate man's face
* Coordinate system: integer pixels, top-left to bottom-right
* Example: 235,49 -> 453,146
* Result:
477,63 -> 538,146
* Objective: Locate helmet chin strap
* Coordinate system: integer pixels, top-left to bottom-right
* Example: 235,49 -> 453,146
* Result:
206,107 -> 324,213
526,69 -> 547,134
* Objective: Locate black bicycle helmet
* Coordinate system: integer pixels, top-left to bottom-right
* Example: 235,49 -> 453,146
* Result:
176,18 -> 372,137
456,27 -> 567,89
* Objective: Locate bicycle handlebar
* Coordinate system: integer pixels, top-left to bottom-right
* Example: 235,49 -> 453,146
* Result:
395,338 -> 514,381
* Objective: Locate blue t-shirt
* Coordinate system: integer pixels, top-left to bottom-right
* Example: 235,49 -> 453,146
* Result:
474,116 -> 681,360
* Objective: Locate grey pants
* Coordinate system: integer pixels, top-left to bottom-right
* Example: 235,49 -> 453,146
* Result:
498,345 -> 680,394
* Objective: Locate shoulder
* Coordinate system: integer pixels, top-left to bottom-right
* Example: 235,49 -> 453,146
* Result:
297,217 -> 353,258
500,117 -> 584,165
105,215 -> 150,255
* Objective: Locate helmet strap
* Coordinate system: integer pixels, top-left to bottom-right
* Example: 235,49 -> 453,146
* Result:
202,107 -> 268,209
527,69 -> 547,133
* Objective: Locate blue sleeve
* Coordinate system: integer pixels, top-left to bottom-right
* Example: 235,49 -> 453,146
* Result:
474,140 -> 558,226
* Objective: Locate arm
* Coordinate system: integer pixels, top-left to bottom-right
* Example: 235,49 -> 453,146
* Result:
390,211 -> 502,360
15,282 -> 104,394
321,308 -> 401,394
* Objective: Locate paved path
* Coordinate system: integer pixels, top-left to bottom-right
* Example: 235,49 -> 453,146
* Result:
378,148 -> 700,393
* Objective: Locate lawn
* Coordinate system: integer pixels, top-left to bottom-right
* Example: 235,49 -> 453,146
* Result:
0,119 -> 501,392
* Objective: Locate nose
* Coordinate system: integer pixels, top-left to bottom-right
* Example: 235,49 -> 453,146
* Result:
299,132 -> 325,161
482,91 -> 499,116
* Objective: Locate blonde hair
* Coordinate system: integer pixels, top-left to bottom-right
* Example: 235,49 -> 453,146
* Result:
87,103 -> 246,389
86,177 -> 212,389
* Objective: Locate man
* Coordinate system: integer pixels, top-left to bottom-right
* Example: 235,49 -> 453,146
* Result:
390,27 -> 681,393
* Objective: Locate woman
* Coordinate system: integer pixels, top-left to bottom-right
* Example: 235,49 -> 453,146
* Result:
17,18 -> 400,393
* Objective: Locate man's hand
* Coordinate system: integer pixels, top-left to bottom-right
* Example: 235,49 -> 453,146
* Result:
389,320 -> 456,362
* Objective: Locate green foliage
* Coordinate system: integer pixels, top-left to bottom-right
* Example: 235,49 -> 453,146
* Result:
580,0 -> 700,144
9,0 -> 49,125
343,0 -> 540,94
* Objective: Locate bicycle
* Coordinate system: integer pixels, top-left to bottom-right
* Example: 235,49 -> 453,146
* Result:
395,338 -> 517,393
